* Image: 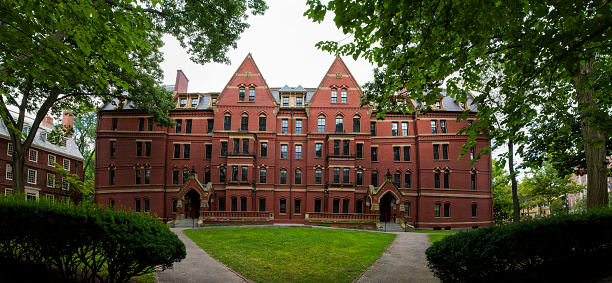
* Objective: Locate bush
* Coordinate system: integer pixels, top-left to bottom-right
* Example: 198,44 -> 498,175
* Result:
426,208 -> 612,282
0,196 -> 186,283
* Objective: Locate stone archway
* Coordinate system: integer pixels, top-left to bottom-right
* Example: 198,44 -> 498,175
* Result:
184,189 -> 201,219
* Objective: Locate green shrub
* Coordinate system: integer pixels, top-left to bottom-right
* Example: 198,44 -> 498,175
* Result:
426,208 -> 612,282
0,196 -> 186,283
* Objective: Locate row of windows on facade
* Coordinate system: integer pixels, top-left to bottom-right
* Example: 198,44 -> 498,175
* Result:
7,143 -> 72,169
4,189 -> 72,203
5,164 -> 69,189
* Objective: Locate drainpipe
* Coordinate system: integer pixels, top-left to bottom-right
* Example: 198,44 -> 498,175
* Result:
289,109 -> 293,220
413,110 -> 420,228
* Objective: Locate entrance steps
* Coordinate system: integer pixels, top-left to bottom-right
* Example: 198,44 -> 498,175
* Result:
175,218 -> 198,228
379,222 -> 406,232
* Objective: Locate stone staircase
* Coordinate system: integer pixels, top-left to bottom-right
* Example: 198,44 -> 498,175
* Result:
379,222 -> 406,232
174,218 -> 198,228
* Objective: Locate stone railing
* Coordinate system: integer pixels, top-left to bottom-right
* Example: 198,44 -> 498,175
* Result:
201,211 -> 273,219
305,212 -> 378,226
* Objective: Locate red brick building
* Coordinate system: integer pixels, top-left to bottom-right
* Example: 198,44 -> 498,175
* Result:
95,54 -> 493,229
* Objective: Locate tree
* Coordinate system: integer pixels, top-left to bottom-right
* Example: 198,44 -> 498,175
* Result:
522,158 -> 584,210
492,159 -> 513,223
305,0 -> 612,209
0,0 -> 267,194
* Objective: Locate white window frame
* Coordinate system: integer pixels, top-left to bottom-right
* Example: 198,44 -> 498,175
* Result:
62,177 -> 68,190
5,188 -> 13,196
47,173 -> 55,187
63,159 -> 70,171
27,169 -> 37,184
402,122 -> 408,136
7,143 -> 13,156
48,155 -> 56,167
46,194 -> 55,201
6,164 -> 12,180
29,149 -> 38,162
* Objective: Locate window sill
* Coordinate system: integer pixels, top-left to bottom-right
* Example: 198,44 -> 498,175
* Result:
279,213 -> 287,215
237,101 -> 255,103
135,156 -> 151,158
433,159 -> 450,161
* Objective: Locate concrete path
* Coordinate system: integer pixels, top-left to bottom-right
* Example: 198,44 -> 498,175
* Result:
357,232 -> 440,283
156,228 -> 246,283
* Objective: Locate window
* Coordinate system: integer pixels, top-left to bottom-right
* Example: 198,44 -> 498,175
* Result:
233,139 -> 240,154
135,199 -> 141,212
333,140 -> 340,155
402,122 -> 408,136
48,155 -> 56,166
435,100 -> 441,109
147,119 -> 153,131
404,203 -> 411,217
7,143 -> 13,156
47,173 -> 55,187
296,97 -> 303,106
205,145 -> 212,159
471,174 -> 476,190
431,120 -> 437,134
335,117 -> 343,132
223,115 -> 231,130
29,149 -> 38,162
315,169 -> 322,184
5,164 -> 12,180
371,171 -> 378,186
295,170 -> 302,184
109,199 -> 115,209
219,198 -> 225,211
296,119 -> 302,134
444,172 -> 449,188
173,170 -> 179,184
314,199 -> 322,212
440,120 -> 447,133
444,203 -> 450,217
343,199 -> 349,213
180,98 -> 187,107
249,89 -> 255,101
433,145 -> 439,160
27,169 -> 36,184
145,199 -> 151,212
243,139 -> 249,154
315,143 -> 322,158
470,146 -> 475,160
135,169 -> 141,184
186,119 -> 192,134
204,169 -> 210,183
371,147 -> 378,161
468,120 -> 473,126
260,142 -> 267,157
435,172 -> 440,188
283,97 -> 289,106
394,172 -> 400,187
333,168 -> 340,183
356,170 -> 363,185
191,97 -> 198,107
341,89 -> 347,103
318,117 -> 326,132
239,88 -> 245,101
112,118 -> 118,131
343,140 -> 349,155
442,144 -> 448,159
356,144 -> 363,158
241,197 -> 247,211
232,166 -> 238,182
62,177 -> 68,190
370,122 -> 376,136
172,199 -> 178,213
356,200 -> 363,213
353,117 -> 360,132
434,203 -> 441,217
333,199 -> 340,213
231,197 -> 238,211
392,122 -> 398,136
207,119 -> 214,134
241,116 -> 249,131
393,147 -> 400,161
295,145 -> 302,159
404,146 -> 410,161
137,142 -> 143,156
110,141 -> 116,157
174,144 -> 180,158
139,118 -> 144,131
281,119 -> 288,134
259,198 -> 266,211
259,116 -> 266,131
221,142 -> 228,156
176,119 -> 182,133
280,169 -> 287,184
241,166 -> 248,182
331,89 -> 337,103
145,169 -> 150,184
405,173 -> 411,188
183,169 -> 189,184
280,199 -> 287,214
281,145 -> 287,159
145,142 -> 151,157
343,168 -> 349,183
219,168 -> 226,182
260,168 -> 267,183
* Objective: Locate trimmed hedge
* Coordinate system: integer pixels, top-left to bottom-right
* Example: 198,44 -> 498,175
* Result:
426,208 -> 612,282
0,196 -> 186,283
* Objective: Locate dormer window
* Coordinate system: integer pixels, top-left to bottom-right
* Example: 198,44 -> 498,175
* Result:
296,97 -> 303,106
41,132 -> 47,141
23,126 -> 30,135
435,101 -> 441,109
180,98 -> 187,107
191,98 -> 198,107
282,97 -> 289,107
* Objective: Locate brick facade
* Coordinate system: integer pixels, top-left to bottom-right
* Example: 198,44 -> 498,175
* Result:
95,54 -> 493,229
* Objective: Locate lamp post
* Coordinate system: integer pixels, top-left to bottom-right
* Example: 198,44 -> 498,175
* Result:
324,188 -> 329,213
251,188 -> 257,211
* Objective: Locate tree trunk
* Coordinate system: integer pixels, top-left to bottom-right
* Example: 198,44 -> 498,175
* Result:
574,58 -> 609,209
11,146 -> 26,195
508,139 -> 520,221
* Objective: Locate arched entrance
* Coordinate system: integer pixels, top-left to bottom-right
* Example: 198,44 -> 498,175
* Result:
379,193 -> 395,222
184,189 -> 201,219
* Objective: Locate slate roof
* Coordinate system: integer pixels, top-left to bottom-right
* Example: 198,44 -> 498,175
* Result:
0,120 -> 84,161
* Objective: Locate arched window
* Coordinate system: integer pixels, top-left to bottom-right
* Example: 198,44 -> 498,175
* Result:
239,88 -> 245,101
240,113 -> 249,131
404,171 -> 411,188
353,115 -> 361,132
331,88 -> 338,103
249,88 -> 255,101
295,169 -> 302,184
341,89 -> 347,103
280,169 -> 287,184
404,202 -> 411,217
335,115 -> 343,132
318,115 -> 326,132
223,113 -> 231,130
371,171 -> 379,187
258,114 -> 267,131
394,171 -> 401,187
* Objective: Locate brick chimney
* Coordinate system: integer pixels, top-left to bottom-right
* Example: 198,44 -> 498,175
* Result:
62,111 -> 74,137
175,70 -> 189,93
42,116 -> 54,129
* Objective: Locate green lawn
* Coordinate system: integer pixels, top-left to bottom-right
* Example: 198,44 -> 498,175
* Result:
408,229 -> 459,243
184,227 -> 396,283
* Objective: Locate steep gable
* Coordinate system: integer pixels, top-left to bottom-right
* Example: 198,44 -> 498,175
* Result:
309,56 -> 365,108
216,53 -> 276,107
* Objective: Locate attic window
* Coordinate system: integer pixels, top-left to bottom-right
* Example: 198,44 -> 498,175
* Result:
282,97 -> 289,107
296,97 -> 303,107
191,97 -> 198,107
435,101 -> 441,109
41,132 -> 47,141
180,98 -> 187,107
459,101 -> 469,110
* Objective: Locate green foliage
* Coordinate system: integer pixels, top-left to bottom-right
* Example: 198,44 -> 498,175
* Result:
426,208 -> 612,282
522,158 -> 584,208
0,196 -> 186,283
184,227 -> 395,283
492,159 -> 514,223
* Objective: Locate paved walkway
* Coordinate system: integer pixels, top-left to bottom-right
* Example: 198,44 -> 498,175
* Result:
156,228 -> 246,283
357,232 -> 440,283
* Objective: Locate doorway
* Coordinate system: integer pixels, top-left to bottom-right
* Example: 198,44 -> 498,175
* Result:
184,189 -> 201,219
379,193 -> 395,222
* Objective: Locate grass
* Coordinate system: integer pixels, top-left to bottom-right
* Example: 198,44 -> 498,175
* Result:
184,227 -> 396,283
410,229 -> 460,234
200,223 -> 244,227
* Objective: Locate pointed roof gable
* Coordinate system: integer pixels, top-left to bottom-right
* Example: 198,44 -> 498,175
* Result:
216,53 -> 276,106
309,56 -> 366,107
279,85 -> 292,92
294,85 -> 306,92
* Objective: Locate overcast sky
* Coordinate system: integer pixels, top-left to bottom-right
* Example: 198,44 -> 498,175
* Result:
159,0 -> 375,93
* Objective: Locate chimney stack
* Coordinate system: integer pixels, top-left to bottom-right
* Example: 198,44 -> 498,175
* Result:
42,116 -> 54,128
175,70 -> 189,93
62,111 -> 74,137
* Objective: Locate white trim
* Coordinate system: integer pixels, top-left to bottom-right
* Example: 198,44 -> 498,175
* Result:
27,169 -> 37,184
7,143 -> 13,156
63,159 -> 70,171
48,155 -> 56,166
29,149 -> 38,162
6,164 -> 12,180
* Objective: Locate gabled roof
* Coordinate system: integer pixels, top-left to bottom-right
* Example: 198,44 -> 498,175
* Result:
279,85 -> 292,92
0,122 -> 83,160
